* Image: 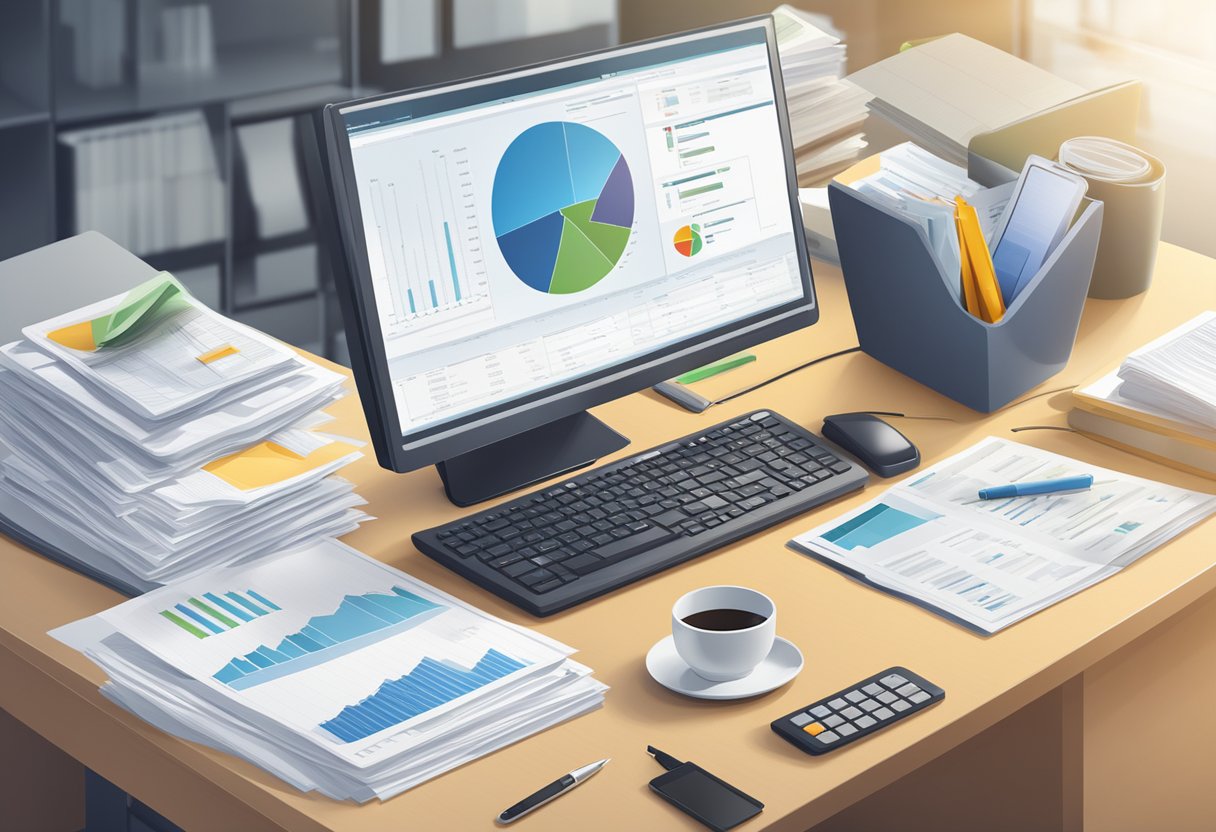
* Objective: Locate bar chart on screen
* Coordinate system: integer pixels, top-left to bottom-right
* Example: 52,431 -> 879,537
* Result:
365,146 -> 493,344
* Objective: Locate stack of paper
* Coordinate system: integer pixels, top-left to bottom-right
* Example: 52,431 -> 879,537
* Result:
0,274 -> 368,591
791,437 -> 1216,633
847,34 -> 1085,166
53,539 -> 607,802
846,143 -> 1014,305
772,6 -> 871,186
1070,312 -> 1216,478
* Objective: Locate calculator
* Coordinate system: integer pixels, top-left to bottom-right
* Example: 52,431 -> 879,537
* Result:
771,667 -> 944,755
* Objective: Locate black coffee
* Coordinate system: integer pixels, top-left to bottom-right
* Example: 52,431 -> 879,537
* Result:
682,608 -> 768,631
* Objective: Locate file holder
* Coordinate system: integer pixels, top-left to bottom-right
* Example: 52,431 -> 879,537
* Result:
828,160 -> 1103,412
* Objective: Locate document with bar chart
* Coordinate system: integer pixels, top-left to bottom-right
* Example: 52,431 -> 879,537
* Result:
69,540 -> 590,770
790,437 -> 1216,633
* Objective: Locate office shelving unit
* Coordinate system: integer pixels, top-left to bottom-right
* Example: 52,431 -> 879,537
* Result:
0,0 -> 617,367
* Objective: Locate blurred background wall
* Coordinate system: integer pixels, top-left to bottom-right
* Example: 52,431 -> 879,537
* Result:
0,0 -> 1209,365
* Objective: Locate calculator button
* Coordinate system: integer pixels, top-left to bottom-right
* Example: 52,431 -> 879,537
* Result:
823,714 -> 844,728
810,705 -> 832,718
880,674 -> 908,689
896,683 -> 921,697
876,690 -> 898,705
891,699 -> 912,712
845,690 -> 866,703
817,731 -> 840,744
909,691 -> 931,704
855,715 -> 876,729
837,723 -> 858,737
862,683 -> 883,696
840,706 -> 862,720
874,707 -> 896,721
791,713 -> 813,727
803,722 -> 826,736
828,697 -> 848,710
859,699 -> 880,712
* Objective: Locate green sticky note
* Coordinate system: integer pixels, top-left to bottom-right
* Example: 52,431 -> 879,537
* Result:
92,272 -> 191,348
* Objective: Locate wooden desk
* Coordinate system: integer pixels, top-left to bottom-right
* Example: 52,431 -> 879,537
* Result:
2,242 -> 1215,832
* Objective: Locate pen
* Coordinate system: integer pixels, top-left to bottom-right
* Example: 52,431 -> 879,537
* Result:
977,474 -> 1094,500
676,353 -> 756,385
496,758 -> 609,824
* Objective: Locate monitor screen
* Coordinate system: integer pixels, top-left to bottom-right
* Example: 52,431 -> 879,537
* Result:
337,22 -> 810,442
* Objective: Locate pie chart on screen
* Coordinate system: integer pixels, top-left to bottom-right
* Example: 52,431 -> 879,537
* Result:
492,122 -> 634,294
673,223 -> 703,257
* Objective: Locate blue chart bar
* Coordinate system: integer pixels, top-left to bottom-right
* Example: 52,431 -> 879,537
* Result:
406,288 -> 416,314
320,649 -> 528,743
821,503 -> 939,551
428,280 -> 438,308
443,222 -> 461,302
211,587 -> 446,690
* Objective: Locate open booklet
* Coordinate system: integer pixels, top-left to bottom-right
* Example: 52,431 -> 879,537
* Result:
790,437 -> 1216,633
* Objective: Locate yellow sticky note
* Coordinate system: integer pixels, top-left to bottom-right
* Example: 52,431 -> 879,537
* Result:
47,321 -> 97,351
203,439 -> 356,490
197,344 -> 239,364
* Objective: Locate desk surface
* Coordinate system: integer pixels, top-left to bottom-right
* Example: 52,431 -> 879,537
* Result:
1,241 -> 1215,832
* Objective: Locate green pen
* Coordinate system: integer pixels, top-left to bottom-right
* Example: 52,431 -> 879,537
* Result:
675,353 -> 757,385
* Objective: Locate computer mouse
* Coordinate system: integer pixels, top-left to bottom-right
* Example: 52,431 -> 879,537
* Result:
821,413 -> 920,478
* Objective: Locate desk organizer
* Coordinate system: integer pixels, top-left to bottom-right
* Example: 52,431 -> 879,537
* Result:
828,160 -> 1103,412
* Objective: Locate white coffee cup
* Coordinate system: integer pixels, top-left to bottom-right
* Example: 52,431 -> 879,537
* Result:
671,586 -> 776,682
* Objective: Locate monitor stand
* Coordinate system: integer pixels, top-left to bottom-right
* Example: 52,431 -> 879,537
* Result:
435,411 -> 629,507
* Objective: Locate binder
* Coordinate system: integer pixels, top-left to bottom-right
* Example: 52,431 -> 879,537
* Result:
829,157 -> 1103,412
969,80 -> 1141,175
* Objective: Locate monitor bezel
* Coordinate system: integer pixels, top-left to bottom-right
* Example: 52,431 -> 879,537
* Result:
323,15 -> 817,473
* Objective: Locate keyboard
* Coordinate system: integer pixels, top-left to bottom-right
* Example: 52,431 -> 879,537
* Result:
412,410 -> 868,615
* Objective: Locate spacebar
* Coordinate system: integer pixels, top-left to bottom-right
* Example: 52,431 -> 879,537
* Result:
570,527 -> 678,574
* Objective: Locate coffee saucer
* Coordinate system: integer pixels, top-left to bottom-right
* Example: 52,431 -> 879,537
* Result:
645,635 -> 803,700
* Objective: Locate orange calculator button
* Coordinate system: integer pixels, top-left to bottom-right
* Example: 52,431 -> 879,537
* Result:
803,723 -> 825,736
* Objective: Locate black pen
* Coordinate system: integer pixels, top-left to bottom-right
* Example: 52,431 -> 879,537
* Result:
496,758 -> 610,824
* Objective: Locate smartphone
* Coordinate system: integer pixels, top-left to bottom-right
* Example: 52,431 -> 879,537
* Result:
649,762 -> 763,832
990,155 -> 1088,305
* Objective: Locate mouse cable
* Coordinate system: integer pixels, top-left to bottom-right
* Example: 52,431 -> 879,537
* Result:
852,384 -> 1081,424
854,410 -> 958,422
710,345 -> 862,407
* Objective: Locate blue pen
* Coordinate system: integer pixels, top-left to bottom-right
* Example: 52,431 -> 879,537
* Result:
977,474 -> 1094,500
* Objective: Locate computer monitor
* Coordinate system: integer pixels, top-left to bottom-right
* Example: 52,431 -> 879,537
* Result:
323,16 -> 816,505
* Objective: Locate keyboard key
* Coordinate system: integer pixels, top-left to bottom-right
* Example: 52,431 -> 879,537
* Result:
502,561 -> 534,578
518,568 -> 555,587
840,706 -> 862,720
873,707 -> 895,721
837,723 -> 858,737
827,698 -> 848,710
859,699 -> 880,712
862,683 -> 883,696
896,683 -> 921,697
810,705 -> 831,718
822,714 -> 844,728
790,713 -> 813,727
876,691 -> 898,705
817,731 -> 840,744
880,674 -> 908,689
844,690 -> 866,703
855,715 -> 876,729
532,579 -> 563,594
891,699 -> 911,712
909,691 -> 931,704
802,722 -> 825,737
564,553 -> 605,574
